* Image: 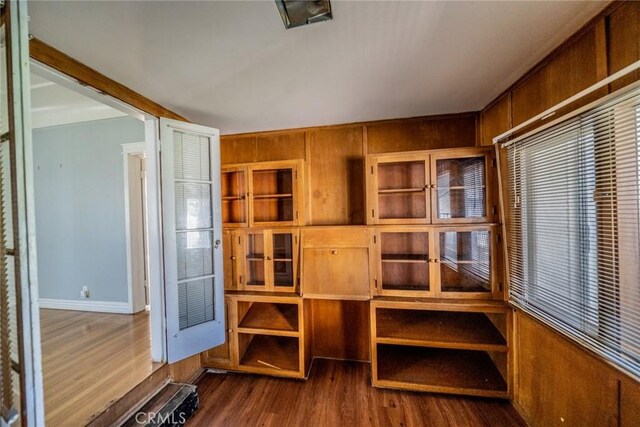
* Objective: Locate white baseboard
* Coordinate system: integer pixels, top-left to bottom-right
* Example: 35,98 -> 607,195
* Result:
38,298 -> 131,314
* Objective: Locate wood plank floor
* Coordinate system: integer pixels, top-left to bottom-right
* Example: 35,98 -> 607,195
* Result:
40,309 -> 163,426
190,359 -> 525,426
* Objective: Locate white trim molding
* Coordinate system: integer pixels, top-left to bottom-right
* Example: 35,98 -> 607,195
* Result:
38,298 -> 131,314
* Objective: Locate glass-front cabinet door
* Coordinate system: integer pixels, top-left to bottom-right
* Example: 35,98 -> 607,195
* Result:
368,153 -> 430,224
221,166 -> 248,227
373,227 -> 435,297
435,226 -> 496,298
242,230 -> 269,291
249,160 -> 303,227
431,149 -> 491,224
238,229 -> 299,293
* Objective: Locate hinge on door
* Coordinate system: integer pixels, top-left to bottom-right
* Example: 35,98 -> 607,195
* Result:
492,205 -> 498,215
496,233 -> 501,243
499,282 -> 503,292
492,158 -> 497,168
296,211 -> 299,220
370,166 -> 374,174
374,278 -> 378,289
239,275 -> 243,285
371,209 -> 375,218
294,235 -> 298,244
373,235 -> 377,244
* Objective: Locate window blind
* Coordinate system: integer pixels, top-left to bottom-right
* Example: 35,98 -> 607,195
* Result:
505,85 -> 640,377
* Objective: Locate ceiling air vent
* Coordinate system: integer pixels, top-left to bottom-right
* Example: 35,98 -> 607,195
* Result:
275,0 -> 332,29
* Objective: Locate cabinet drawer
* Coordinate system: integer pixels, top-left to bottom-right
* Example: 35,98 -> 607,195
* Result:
301,247 -> 370,300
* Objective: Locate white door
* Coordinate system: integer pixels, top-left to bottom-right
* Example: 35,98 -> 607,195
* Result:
160,118 -> 225,363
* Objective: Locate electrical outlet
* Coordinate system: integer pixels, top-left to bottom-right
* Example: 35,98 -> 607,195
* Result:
80,286 -> 90,299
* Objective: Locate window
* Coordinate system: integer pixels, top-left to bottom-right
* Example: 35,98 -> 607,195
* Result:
505,86 -> 640,377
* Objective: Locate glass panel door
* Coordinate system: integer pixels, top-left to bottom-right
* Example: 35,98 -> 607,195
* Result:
244,231 -> 268,290
251,167 -> 294,224
433,154 -> 487,222
371,154 -> 430,224
272,232 -> 295,291
221,167 -> 247,227
378,231 -> 431,296
160,118 -> 224,363
438,229 -> 491,295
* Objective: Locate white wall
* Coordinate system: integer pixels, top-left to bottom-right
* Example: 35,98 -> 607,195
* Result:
33,116 -> 144,304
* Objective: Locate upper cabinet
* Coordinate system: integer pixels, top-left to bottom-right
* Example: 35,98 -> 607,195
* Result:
366,147 -> 494,225
222,160 -> 305,227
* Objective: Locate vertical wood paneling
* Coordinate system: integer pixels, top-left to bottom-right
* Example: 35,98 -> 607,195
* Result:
480,94 -> 511,145
310,299 -> 370,362
608,1 -> 640,91
255,131 -> 306,162
514,312 -> 621,426
220,135 -> 256,165
307,127 -> 364,225
511,26 -> 602,126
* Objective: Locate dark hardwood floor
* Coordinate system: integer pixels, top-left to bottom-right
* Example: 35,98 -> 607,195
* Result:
189,359 -> 525,426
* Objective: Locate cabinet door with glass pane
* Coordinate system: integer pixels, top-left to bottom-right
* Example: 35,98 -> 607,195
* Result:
430,148 -> 493,224
367,153 -> 431,224
249,160 -> 304,227
238,229 -> 299,293
221,165 -> 249,227
372,227 -> 435,297
434,226 -> 499,299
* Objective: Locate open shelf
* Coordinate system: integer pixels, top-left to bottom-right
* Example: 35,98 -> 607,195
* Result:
375,309 -> 506,351
238,301 -> 299,333
376,344 -> 507,396
239,334 -> 300,373
378,188 -> 425,194
253,193 -> 293,199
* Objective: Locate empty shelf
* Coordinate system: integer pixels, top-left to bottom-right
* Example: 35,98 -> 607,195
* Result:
376,344 -> 507,397
376,309 -> 506,351
238,302 -> 299,333
239,334 -> 299,372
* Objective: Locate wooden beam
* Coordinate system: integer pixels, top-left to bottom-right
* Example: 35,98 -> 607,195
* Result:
29,37 -> 189,121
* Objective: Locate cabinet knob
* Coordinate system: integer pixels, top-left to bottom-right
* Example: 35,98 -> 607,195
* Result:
264,256 -> 271,260
230,256 -> 236,260
331,249 -> 338,255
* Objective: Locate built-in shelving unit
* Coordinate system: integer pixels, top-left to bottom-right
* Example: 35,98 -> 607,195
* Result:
371,300 -> 510,398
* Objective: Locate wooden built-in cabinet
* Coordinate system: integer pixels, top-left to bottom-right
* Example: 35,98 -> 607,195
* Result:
370,299 -> 510,398
234,228 -> 300,293
221,159 -> 305,227
366,147 -> 495,225
372,225 -> 500,299
203,294 -> 312,379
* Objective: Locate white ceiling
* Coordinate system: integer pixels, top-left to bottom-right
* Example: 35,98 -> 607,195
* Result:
27,1 -> 608,135
30,73 -> 126,129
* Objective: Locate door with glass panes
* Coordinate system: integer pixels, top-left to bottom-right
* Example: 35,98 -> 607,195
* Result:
239,229 -> 299,293
160,118 -> 225,363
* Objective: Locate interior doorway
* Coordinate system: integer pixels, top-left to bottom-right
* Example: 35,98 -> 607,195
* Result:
124,143 -> 150,313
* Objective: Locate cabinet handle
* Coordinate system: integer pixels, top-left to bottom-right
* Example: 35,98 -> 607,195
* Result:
231,256 -> 236,260
264,256 -> 272,260
331,249 -> 338,255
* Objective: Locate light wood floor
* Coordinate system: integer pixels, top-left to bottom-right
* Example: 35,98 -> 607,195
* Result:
190,359 -> 525,426
40,309 -> 162,426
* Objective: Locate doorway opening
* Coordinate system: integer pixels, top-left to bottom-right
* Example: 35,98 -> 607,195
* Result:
30,62 -> 164,426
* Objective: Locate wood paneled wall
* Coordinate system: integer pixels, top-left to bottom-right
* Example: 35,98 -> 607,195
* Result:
221,113 -> 477,359
480,1 -> 640,145
479,2 -> 640,423
514,311 -> 640,427
222,112 -> 478,227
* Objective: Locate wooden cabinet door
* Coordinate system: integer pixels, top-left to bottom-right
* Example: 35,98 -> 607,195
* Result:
239,230 -> 270,291
201,297 -> 236,369
248,160 -> 304,227
270,229 -> 299,293
367,152 -> 431,225
430,148 -> 494,224
223,230 -> 237,290
433,225 -> 499,299
300,227 -> 371,300
221,165 -> 249,228
372,227 -> 436,298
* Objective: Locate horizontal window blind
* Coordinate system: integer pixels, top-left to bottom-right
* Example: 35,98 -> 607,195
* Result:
505,86 -> 640,377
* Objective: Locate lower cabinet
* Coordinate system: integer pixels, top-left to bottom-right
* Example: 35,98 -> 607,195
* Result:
370,299 -> 511,398
202,294 -> 312,379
